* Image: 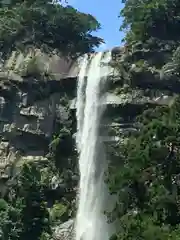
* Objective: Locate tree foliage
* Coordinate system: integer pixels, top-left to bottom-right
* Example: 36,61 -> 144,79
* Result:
121,0 -> 180,43
0,0 -> 102,239
107,1 -> 180,239
0,163 -> 50,240
0,0 -> 103,58
108,97 -> 180,239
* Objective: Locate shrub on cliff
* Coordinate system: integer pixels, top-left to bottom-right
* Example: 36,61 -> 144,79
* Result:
0,163 -> 51,240
18,164 -> 51,240
0,0 -> 103,58
107,1 -> 180,238
108,96 -> 180,239
110,0 -> 180,89
121,0 -> 180,43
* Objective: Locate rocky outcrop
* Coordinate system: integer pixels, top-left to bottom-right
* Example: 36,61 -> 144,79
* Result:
53,219 -> 74,240
0,47 -> 177,188
0,49 -> 79,183
0,46 -> 178,239
101,47 -> 178,165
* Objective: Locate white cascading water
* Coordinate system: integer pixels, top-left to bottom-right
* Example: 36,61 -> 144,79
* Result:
75,51 -> 112,240
75,54 -> 88,151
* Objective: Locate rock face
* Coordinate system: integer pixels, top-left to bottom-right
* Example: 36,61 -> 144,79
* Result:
0,49 -> 79,183
0,47 -> 178,238
53,219 -> 74,240
50,48 -> 178,240
0,47 -> 177,192
70,48 -> 176,146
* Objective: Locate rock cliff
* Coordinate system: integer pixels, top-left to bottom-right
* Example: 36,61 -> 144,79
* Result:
0,47 -> 177,188
0,47 -> 178,240
52,47 -> 179,239
0,49 -> 80,188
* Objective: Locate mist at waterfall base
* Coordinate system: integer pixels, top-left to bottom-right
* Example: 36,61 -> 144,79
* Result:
75,52 -> 114,240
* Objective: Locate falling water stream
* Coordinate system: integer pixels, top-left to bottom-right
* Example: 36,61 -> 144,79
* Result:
75,52 -> 112,240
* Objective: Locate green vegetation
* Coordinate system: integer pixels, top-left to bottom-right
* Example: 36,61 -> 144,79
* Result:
110,0 -> 180,91
0,0 -> 103,58
0,0 -> 101,239
0,163 -> 50,240
120,0 -> 180,43
108,97 -> 180,239
0,141 -> 76,240
108,0 -> 180,239
2,0 -> 180,239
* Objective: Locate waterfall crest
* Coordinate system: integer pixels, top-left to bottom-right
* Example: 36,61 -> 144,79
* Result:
75,52 -> 112,240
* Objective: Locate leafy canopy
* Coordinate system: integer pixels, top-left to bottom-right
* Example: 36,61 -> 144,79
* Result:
120,0 -> 180,43
0,0 -> 103,57
108,97 -> 180,239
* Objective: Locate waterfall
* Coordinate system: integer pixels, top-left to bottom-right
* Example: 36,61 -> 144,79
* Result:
76,54 -> 88,151
75,51 -> 112,240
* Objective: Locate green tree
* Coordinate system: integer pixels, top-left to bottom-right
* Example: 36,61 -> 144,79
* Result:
17,164 -> 51,240
0,199 -> 22,240
0,0 -> 103,57
120,0 -> 180,43
0,163 -> 51,240
108,97 -> 180,239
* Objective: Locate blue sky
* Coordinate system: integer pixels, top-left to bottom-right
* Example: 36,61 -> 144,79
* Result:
68,0 -> 125,51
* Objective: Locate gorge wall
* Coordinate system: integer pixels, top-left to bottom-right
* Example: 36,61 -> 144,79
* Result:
0,46 -> 177,189
0,45 -> 178,239
0,50 -> 78,186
